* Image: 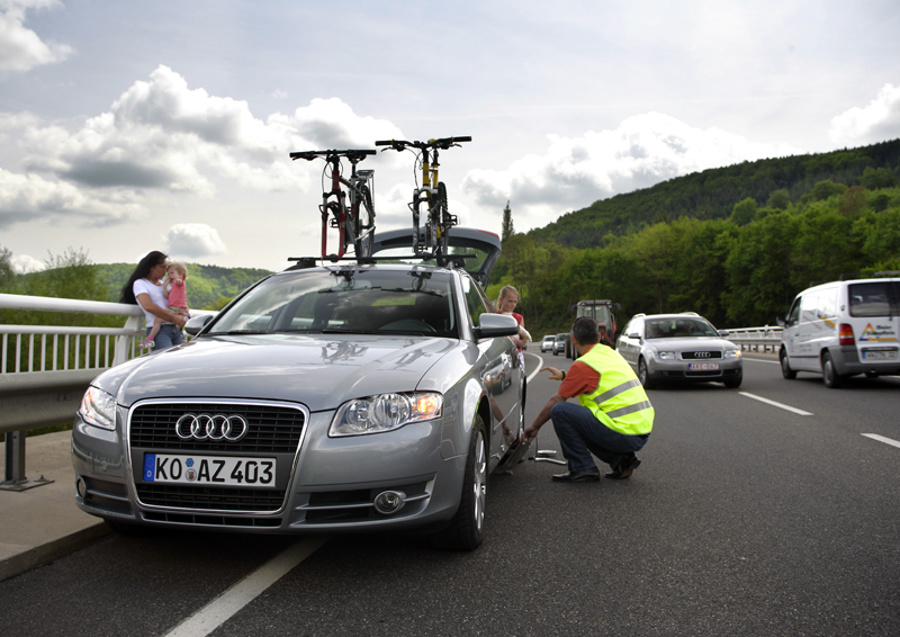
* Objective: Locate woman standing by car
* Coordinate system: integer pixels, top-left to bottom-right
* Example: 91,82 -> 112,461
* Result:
120,250 -> 187,351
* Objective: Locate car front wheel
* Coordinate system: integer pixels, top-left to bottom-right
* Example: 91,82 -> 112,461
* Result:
780,349 -> 796,379
430,415 -> 487,551
638,357 -> 655,389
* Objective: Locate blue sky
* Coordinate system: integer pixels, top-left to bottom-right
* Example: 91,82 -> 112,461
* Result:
2,0 -> 899,272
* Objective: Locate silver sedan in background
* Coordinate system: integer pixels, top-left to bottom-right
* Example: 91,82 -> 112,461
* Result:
616,312 -> 743,389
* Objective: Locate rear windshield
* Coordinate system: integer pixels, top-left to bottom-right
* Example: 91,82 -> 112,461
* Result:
848,281 -> 900,317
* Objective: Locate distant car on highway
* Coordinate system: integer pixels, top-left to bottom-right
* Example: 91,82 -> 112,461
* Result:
540,334 -> 556,352
553,333 -> 568,355
615,313 -> 743,388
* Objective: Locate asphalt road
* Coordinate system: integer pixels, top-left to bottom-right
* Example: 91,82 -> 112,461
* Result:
1,353 -> 898,636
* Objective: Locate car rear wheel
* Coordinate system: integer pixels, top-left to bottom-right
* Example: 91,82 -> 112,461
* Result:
822,352 -> 843,388
780,348 -> 796,379
429,415 -> 487,551
638,357 -> 655,389
723,372 -> 743,388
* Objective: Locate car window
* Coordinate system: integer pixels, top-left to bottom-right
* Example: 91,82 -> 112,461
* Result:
849,281 -> 900,317
645,318 -> 718,338
460,272 -> 492,328
209,268 -> 457,337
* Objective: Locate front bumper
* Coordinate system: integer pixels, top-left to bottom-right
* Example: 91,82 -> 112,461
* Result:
72,401 -> 466,534
646,357 -> 743,382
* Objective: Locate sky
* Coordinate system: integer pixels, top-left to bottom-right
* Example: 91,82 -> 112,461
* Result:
1,0 -> 899,273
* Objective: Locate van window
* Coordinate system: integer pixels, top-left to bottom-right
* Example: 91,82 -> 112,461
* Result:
849,282 -> 900,317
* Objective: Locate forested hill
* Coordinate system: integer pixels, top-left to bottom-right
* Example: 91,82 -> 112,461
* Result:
527,138 -> 900,249
94,263 -> 273,309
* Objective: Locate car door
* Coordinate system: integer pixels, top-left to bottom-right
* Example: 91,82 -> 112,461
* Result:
460,272 -> 522,459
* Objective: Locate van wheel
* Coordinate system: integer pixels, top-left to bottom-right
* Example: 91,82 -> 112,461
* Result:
822,352 -> 843,388
780,349 -> 796,379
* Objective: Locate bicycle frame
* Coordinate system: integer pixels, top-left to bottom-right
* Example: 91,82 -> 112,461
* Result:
375,136 -> 470,255
290,149 -> 376,259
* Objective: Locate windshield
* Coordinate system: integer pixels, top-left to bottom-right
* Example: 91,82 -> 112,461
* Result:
209,268 -> 457,337
645,317 -> 718,339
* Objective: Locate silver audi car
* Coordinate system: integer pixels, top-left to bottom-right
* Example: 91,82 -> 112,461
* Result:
615,312 -> 743,389
72,229 -> 524,550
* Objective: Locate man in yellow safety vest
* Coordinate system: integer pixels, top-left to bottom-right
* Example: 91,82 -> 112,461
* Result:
523,316 -> 654,482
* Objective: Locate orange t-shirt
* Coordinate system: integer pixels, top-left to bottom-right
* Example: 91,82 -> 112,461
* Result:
558,345 -> 601,399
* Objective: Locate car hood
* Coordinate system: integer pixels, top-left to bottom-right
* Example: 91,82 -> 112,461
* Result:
646,336 -> 736,351
101,334 -> 459,411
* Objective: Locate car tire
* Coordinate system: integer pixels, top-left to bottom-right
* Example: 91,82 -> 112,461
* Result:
822,351 -> 843,388
429,415 -> 487,551
780,348 -> 796,379
724,372 -> 743,388
638,357 -> 655,389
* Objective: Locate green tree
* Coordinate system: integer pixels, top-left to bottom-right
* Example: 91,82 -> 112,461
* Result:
859,166 -> 898,189
0,245 -> 15,290
730,197 -> 757,225
767,188 -> 791,210
501,201 -> 514,241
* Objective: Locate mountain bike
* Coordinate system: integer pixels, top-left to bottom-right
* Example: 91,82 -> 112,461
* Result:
290,148 -> 377,260
375,136 -> 471,255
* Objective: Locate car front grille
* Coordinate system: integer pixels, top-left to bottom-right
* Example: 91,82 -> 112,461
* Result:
130,401 -> 306,454
129,400 -> 306,513
681,351 -> 723,360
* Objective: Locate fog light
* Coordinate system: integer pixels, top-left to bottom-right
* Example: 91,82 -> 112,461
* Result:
76,477 -> 87,499
374,490 -> 406,515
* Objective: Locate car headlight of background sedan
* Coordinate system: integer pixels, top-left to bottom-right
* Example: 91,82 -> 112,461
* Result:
655,351 -> 676,360
724,350 -> 742,359
330,392 -> 443,436
79,386 -> 117,430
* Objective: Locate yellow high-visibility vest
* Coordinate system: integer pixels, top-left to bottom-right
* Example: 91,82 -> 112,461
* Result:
576,344 -> 654,435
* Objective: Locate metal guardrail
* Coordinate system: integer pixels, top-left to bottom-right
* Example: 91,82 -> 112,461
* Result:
0,293 -> 205,490
723,325 -> 783,353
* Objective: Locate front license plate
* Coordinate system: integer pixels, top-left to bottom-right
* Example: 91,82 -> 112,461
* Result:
143,453 -> 275,486
862,349 -> 898,360
688,362 -> 720,371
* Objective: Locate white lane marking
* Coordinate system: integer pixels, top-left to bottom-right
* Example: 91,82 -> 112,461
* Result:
523,351 -> 547,383
164,536 -> 328,637
739,392 -> 813,416
742,356 -> 780,364
862,434 -> 900,449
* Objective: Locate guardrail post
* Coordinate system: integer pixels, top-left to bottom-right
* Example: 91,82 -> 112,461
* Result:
1,430 -> 53,491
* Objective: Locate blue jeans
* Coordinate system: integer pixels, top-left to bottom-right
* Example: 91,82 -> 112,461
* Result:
550,401 -> 648,472
147,323 -> 184,351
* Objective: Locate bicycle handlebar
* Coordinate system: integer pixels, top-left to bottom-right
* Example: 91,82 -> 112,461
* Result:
375,136 -> 472,152
289,149 -> 376,162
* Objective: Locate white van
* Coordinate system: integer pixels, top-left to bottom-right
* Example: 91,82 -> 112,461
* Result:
779,277 -> 900,387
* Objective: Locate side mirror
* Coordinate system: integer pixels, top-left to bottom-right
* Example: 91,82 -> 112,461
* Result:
185,314 -> 214,336
474,313 -> 520,340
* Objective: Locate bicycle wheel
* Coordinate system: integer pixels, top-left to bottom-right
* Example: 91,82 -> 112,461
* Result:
436,182 -> 450,255
352,184 -> 375,258
322,199 -> 345,259
412,196 -> 424,254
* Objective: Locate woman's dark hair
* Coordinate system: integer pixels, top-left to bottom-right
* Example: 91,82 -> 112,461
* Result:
120,251 -> 167,304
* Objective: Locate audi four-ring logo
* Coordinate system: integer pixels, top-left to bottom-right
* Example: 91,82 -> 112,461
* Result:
175,413 -> 249,441
695,351 -> 712,358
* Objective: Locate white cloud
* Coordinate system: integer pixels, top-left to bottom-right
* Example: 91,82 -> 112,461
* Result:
0,166 -> 143,228
462,112 -> 798,228
164,223 -> 227,259
0,0 -> 73,73
11,252 -> 43,273
829,84 -> 900,146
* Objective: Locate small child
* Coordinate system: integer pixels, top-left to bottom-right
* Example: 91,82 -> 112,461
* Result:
140,262 -> 189,349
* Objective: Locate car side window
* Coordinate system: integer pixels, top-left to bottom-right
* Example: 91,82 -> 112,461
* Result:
787,297 -> 801,325
460,273 -> 492,328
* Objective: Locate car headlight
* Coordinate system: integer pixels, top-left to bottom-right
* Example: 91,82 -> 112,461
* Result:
724,349 -> 742,359
330,392 -> 443,437
79,386 -> 117,430
656,351 -> 676,360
